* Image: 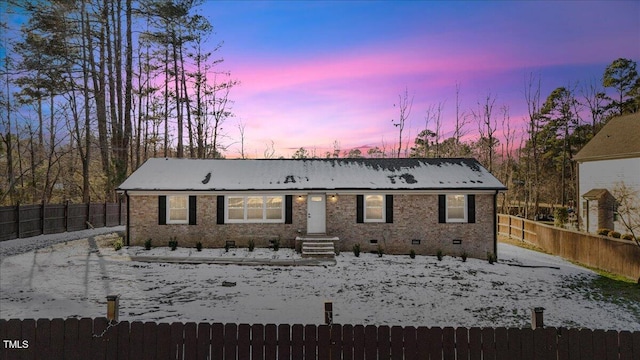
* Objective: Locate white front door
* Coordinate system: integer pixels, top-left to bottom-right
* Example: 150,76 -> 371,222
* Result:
307,194 -> 326,234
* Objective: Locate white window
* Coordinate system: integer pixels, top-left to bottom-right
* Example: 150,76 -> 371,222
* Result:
365,195 -> 385,222
226,195 -> 284,223
446,194 -> 467,223
167,195 -> 188,224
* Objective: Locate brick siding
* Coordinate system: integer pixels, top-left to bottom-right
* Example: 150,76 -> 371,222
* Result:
128,193 -> 496,259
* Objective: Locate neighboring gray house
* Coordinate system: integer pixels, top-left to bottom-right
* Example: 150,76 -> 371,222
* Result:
575,112 -> 640,234
117,158 -> 506,258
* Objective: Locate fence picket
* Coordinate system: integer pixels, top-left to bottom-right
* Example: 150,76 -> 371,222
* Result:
35,317 -> 52,358
196,322 -> 211,360
265,324 -> 277,360
317,325 -> 330,360
224,323 -> 237,360
455,327 -> 469,360
619,330 -> 633,360
632,331 -> 640,360
211,323 -> 224,360
341,324 -> 354,360
428,327 -> 443,360
117,321 -> 131,360
353,324 -> 365,360
170,322 -> 185,360
364,325 -> 377,360
330,324 -> 342,359
377,325 -> 390,359
156,323 -> 171,360
443,326 -> 455,360
128,322 -> 144,360
251,324 -> 265,360
520,328 -> 534,360
237,324 -> 251,360
278,324 -> 291,360
304,324 -> 317,360
291,324 -> 304,359
142,321 -> 157,360
468,327 -> 482,360
390,325 -> 403,360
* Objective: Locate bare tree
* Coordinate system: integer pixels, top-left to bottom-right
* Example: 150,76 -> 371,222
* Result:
523,73 -> 544,219
612,182 -> 640,248
236,119 -> 246,159
472,92 -> 498,173
454,82 -> 470,156
392,87 -> 413,158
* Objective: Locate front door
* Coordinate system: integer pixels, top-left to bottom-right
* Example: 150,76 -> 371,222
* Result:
307,194 -> 326,234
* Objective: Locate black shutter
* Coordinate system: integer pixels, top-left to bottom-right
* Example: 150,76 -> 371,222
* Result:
189,196 -> 197,225
385,195 -> 393,223
467,194 -> 476,223
285,195 -> 293,224
158,196 -> 166,225
356,195 -> 364,223
438,194 -> 446,223
216,195 -> 225,224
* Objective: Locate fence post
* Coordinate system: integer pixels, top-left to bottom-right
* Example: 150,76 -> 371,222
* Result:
86,201 -> 91,229
107,295 -> 120,322
104,201 -> 108,228
41,200 -> 45,235
531,307 -> 544,329
64,200 -> 69,232
16,202 -> 20,238
325,301 -> 333,325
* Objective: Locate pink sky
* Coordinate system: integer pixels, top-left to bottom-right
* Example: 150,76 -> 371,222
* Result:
205,1 -> 639,158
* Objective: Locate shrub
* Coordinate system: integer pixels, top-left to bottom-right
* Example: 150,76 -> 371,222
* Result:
248,239 -> 255,252
224,241 -> 231,252
608,231 -> 621,239
352,244 -> 361,257
377,244 -> 384,258
144,238 -> 152,250
272,238 -> 280,251
409,249 -> 416,259
487,252 -> 497,264
168,237 -> 178,251
597,228 -> 612,236
553,207 -> 569,227
113,237 -> 124,251
436,249 -> 443,261
621,233 -> 634,241
195,242 -> 202,252
461,251 -> 468,262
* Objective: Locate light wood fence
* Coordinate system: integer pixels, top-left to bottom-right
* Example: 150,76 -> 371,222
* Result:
498,214 -> 640,280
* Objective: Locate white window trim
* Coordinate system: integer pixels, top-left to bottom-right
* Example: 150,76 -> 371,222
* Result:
364,194 -> 385,223
167,195 -> 189,224
225,195 -> 285,223
446,194 -> 467,223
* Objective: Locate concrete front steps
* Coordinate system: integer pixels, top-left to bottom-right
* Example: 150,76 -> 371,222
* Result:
296,235 -> 339,258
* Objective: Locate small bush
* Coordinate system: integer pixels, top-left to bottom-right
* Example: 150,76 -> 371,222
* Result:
377,244 -> 384,257
487,252 -> 497,264
248,239 -> 255,252
597,228 -> 612,236
224,241 -> 231,252
272,238 -> 280,251
352,244 -> 361,257
621,233 -> 634,241
144,238 -> 152,250
461,251 -> 468,262
553,207 -> 569,227
409,249 -> 416,259
195,242 -> 202,252
436,249 -> 443,261
113,237 -> 124,251
608,231 -> 621,239
168,237 -> 178,251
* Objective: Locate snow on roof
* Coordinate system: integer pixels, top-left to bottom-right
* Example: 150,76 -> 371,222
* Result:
117,158 -> 507,191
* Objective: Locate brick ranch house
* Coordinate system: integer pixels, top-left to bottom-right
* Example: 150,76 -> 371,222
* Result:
117,158 -> 506,259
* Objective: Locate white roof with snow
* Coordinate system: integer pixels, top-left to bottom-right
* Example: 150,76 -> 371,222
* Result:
117,158 -> 506,191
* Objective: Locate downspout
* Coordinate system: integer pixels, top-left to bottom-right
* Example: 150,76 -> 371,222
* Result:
125,190 -> 130,246
494,190 -> 498,259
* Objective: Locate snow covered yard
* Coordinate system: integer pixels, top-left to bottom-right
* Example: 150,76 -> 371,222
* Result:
1,230 -> 638,331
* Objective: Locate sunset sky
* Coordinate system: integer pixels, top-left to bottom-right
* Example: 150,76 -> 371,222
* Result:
203,1 -> 639,158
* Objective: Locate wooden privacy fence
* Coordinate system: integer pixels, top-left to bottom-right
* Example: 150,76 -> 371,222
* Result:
1,318 -> 639,360
0,201 -> 126,242
498,214 -> 640,281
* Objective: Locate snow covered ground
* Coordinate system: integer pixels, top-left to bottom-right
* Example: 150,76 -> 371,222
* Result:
1,227 -> 638,331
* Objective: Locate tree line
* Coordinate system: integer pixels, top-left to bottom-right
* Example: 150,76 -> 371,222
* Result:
1,0 -> 236,205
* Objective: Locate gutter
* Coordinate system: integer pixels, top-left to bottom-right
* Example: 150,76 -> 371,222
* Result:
125,190 -> 130,246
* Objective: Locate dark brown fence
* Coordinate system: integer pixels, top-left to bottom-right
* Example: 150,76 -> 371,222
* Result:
498,214 -> 640,281
0,202 -> 126,242
1,318 -> 639,360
